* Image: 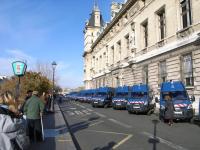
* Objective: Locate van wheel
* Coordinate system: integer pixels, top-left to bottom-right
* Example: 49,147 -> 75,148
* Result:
188,118 -> 194,123
128,111 -> 132,114
104,104 -> 108,108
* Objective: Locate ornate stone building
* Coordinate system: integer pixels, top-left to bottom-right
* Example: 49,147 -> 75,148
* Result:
83,0 -> 200,112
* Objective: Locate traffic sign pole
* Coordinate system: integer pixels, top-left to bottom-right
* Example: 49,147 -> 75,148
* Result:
12,61 -> 27,101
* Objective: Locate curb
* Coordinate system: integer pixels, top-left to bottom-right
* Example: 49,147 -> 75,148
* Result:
57,103 -> 81,150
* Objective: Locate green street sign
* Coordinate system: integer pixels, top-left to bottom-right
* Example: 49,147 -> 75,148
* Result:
12,61 -> 27,76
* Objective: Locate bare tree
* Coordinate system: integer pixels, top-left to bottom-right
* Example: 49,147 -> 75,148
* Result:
35,61 -> 60,86
35,61 -> 53,80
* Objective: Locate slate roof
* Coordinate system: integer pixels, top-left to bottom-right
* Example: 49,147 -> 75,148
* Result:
88,9 -> 104,27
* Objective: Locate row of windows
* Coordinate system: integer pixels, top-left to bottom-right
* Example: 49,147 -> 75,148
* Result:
93,0 -> 192,67
93,53 -> 194,88
144,0 -> 191,47
86,0 -> 193,78
106,0 -> 192,52
143,54 -> 194,86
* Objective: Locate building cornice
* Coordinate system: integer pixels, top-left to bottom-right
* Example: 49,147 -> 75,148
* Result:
83,51 -> 88,57
131,31 -> 200,64
89,31 -> 200,80
90,0 -> 137,51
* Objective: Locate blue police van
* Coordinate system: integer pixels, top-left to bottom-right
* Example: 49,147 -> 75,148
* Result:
85,89 -> 96,103
112,86 -> 129,109
80,90 -> 87,103
91,87 -> 113,108
126,84 -> 155,114
158,81 -> 195,122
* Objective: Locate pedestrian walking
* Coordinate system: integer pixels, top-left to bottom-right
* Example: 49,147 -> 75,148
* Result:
23,91 -> 44,142
164,92 -> 175,126
58,94 -> 63,104
46,93 -> 53,112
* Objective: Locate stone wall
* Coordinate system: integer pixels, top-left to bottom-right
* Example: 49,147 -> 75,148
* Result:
123,67 -> 134,86
148,62 -> 159,95
166,56 -> 181,81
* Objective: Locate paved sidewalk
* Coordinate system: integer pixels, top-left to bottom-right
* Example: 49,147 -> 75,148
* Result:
29,103 -> 76,150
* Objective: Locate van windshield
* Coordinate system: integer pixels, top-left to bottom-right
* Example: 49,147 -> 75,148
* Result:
97,92 -> 107,96
131,92 -> 147,98
116,93 -> 128,97
162,91 -> 188,100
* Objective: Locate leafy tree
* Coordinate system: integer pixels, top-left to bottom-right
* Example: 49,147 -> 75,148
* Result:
0,71 -> 52,101
54,85 -> 62,93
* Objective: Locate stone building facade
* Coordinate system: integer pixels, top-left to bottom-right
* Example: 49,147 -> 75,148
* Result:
83,0 -> 200,112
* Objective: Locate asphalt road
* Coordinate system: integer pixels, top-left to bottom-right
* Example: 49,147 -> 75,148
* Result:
59,100 -> 200,150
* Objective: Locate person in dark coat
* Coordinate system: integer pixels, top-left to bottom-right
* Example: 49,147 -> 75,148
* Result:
164,92 -> 175,126
46,93 -> 53,112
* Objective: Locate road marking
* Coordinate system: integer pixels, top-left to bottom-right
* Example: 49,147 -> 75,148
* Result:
66,111 -> 75,116
69,108 -> 76,110
82,110 -> 91,115
74,111 -> 83,115
142,132 -> 188,150
70,120 -> 103,130
86,130 -> 129,135
86,130 -> 132,149
89,120 -> 104,127
75,103 -> 86,108
58,139 -> 72,142
57,136 -> 73,142
86,108 -> 93,111
108,118 -> 132,128
94,112 -> 106,118
113,134 -> 133,149
69,112 -> 75,116
79,105 -> 86,108
67,110 -> 91,116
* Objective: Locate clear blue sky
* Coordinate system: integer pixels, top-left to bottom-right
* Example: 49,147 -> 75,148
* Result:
0,0 -> 123,88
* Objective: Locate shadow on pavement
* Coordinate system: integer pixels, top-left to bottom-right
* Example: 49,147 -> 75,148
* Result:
93,141 -> 116,150
59,105 -> 71,109
29,112 -> 56,150
148,119 -> 160,150
70,121 -> 90,132
70,116 -> 100,133
88,116 -> 100,121
193,120 -> 200,127
66,111 -> 101,150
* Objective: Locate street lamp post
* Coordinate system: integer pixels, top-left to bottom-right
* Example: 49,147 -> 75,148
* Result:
52,61 -> 57,112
